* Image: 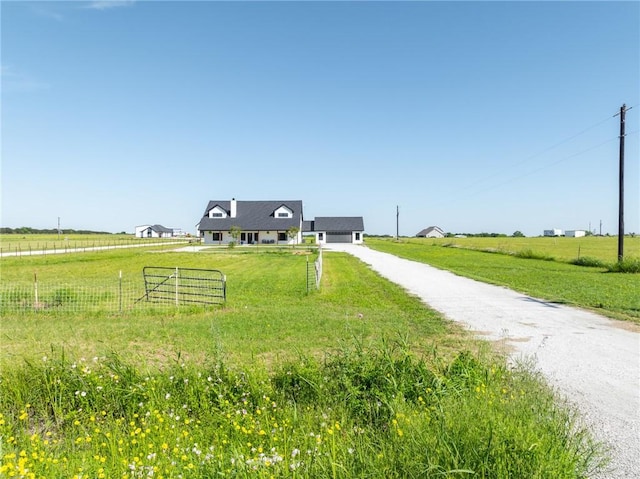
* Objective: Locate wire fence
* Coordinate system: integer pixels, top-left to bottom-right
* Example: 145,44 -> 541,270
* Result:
306,245 -> 323,293
0,270 -> 224,314
0,238 -> 192,258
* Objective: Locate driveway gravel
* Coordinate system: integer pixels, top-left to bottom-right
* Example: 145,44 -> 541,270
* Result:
325,243 -> 640,479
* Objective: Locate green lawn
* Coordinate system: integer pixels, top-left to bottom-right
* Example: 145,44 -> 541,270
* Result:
0,247 -> 456,367
0,247 -> 607,478
0,233 -> 190,255
405,235 -> 640,263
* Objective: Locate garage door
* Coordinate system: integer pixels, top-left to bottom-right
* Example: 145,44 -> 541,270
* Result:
326,232 -> 352,243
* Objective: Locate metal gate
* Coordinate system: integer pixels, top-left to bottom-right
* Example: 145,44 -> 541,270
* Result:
141,267 -> 226,306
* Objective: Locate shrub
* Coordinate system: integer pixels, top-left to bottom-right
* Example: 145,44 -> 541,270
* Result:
570,256 -> 605,268
607,258 -> 640,273
514,249 -> 555,261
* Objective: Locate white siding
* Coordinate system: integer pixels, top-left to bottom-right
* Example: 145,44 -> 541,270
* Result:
274,205 -> 293,218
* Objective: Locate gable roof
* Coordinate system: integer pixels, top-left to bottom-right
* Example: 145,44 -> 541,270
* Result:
138,224 -> 173,233
198,200 -> 303,231
313,217 -> 364,232
416,226 -> 444,236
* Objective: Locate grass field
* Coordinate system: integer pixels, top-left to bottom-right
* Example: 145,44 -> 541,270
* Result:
0,244 -> 606,478
0,233 -> 192,256
408,235 -> 640,263
366,237 -> 640,323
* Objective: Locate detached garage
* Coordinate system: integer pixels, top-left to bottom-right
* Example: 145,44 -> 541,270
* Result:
305,217 -> 365,244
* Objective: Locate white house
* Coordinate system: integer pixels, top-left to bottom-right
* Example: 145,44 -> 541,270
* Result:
416,226 -> 445,238
543,229 -> 563,237
565,230 -> 586,238
197,199 -> 365,245
197,199 -> 302,245
135,224 -> 175,238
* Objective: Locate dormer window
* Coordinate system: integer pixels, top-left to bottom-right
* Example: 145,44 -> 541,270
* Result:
274,205 -> 293,219
208,206 -> 227,218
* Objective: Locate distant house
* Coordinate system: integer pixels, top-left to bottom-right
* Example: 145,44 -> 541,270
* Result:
416,226 -> 445,238
135,224 -> 175,238
303,217 -> 365,245
197,198 -> 365,245
543,229 -> 563,237
565,230 -> 586,238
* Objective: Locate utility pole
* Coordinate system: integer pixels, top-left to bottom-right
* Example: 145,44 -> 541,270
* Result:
599,220 -> 602,237
58,217 -> 61,239
615,104 -> 630,261
396,206 -> 399,240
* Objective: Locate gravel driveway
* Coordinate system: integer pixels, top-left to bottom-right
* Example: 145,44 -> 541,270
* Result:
325,243 -> 640,479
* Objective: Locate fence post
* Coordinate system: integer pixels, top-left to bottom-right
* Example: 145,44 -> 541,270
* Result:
175,267 -> 179,306
34,271 -> 38,308
119,270 -> 123,313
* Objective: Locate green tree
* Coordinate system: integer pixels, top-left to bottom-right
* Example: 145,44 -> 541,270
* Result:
513,231 -> 525,237
287,226 -> 300,247
229,225 -> 242,248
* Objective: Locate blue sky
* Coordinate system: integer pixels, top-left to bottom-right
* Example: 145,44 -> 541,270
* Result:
2,1 -> 638,237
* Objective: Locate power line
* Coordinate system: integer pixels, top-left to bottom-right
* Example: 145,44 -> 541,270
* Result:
460,113 -> 619,192
463,135 -> 622,199
428,127 -> 639,210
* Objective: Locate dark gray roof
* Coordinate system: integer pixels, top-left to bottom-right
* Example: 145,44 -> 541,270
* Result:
313,217 -> 364,232
147,224 -> 173,233
198,200 -> 303,231
416,226 -> 444,236
301,220 -> 314,233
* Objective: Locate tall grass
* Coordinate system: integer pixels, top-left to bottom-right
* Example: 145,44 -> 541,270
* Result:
569,257 -> 606,268
607,258 -> 640,273
513,248 -> 555,261
0,246 -> 608,477
0,341 -> 605,478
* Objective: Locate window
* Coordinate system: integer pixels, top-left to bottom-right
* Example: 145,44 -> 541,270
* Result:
241,233 -> 246,241
211,212 -> 223,218
318,233 -> 324,241
355,233 -> 360,241
278,212 -> 289,218
278,232 -> 287,241
212,232 -> 221,241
